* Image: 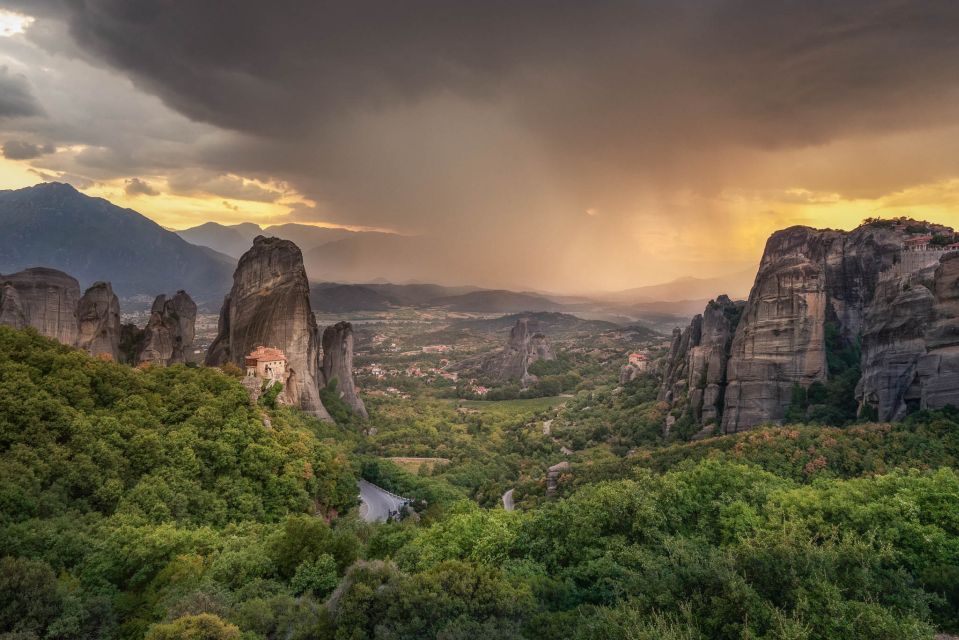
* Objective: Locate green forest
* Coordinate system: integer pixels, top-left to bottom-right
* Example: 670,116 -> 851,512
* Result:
1,326 -> 958,639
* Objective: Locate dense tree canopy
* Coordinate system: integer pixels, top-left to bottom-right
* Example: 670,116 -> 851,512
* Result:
1,326 -> 957,639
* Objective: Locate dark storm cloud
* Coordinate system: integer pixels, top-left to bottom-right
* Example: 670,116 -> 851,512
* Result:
2,139 -> 53,160
124,177 -> 159,196
33,1 -> 959,146
0,66 -> 42,118
7,0 -> 959,289
14,0 -> 957,221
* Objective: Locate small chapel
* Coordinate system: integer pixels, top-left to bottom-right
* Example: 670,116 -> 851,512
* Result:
244,346 -> 287,380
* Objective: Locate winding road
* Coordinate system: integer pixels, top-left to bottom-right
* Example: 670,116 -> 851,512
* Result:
358,479 -> 410,523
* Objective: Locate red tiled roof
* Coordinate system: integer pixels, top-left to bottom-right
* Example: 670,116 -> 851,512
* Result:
244,346 -> 287,364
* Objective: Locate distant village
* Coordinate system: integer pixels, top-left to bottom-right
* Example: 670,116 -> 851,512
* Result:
359,355 -> 490,398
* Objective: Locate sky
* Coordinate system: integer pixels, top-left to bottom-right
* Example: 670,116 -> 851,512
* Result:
1,1 -> 959,293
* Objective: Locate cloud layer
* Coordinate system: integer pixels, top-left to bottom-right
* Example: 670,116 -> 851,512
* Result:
2,1 -> 959,291
0,65 -> 40,117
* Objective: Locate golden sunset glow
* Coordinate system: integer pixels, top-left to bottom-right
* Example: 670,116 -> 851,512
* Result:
0,157 -> 41,189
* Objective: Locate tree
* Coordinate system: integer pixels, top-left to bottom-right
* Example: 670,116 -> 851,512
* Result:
0,557 -> 62,636
290,554 -> 339,597
144,614 -> 241,640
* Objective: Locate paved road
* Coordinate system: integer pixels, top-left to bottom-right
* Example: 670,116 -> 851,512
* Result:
358,479 -> 409,523
502,488 -> 515,512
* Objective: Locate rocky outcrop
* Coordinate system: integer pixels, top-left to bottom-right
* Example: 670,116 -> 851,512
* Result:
687,296 -> 744,425
919,254 -> 959,410
659,315 -> 702,404
661,219 -> 959,434
858,252 -> 959,419
619,363 -> 642,384
546,461 -> 571,497
76,282 -> 121,360
722,224 -> 904,432
0,267 -> 203,369
0,267 -> 80,345
206,236 -> 332,421
0,284 -> 26,329
321,321 -> 368,419
658,296 -> 744,425
138,291 -> 197,366
481,317 -> 555,386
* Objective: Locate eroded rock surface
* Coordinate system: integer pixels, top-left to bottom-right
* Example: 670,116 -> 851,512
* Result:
0,267 -> 80,345
0,284 -> 26,329
321,321 -> 368,418
138,291 -> 197,366
661,219 -> 959,433
206,236 -> 332,420
481,317 -> 555,386
721,225 -> 905,431
76,281 -> 121,360
858,252 -> 959,419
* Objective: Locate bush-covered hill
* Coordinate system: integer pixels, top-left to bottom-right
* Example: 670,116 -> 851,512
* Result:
0,326 -> 356,526
0,325 -> 957,639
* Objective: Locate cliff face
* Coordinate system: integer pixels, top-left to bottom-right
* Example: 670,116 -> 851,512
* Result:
482,317 -> 555,385
721,224 -> 904,432
920,254 -> 959,410
658,295 -> 744,426
662,220 -> 958,433
138,291 -> 197,366
858,252 -> 959,419
0,267 -> 81,345
659,315 -> 701,404
206,236 -> 332,421
321,321 -> 368,419
687,296 -> 744,425
76,282 -> 121,360
0,284 -> 26,329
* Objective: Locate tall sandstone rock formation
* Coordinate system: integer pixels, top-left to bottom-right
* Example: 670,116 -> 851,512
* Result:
0,267 -> 81,345
0,268 -> 125,360
322,321 -> 368,419
858,251 -> 959,420
721,224 -> 902,431
661,220 -> 959,433
138,291 -> 197,366
481,317 -> 555,386
76,282 -> 121,361
659,295 -> 744,427
206,236 -> 333,421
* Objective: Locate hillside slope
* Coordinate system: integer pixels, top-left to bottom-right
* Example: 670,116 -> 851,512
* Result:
0,183 -> 234,301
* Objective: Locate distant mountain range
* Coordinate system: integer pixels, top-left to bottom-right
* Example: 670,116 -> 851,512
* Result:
600,272 -> 755,303
308,281 -> 706,332
177,220 -> 392,259
0,183 -> 234,301
310,282 -> 570,314
0,184 -> 728,327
